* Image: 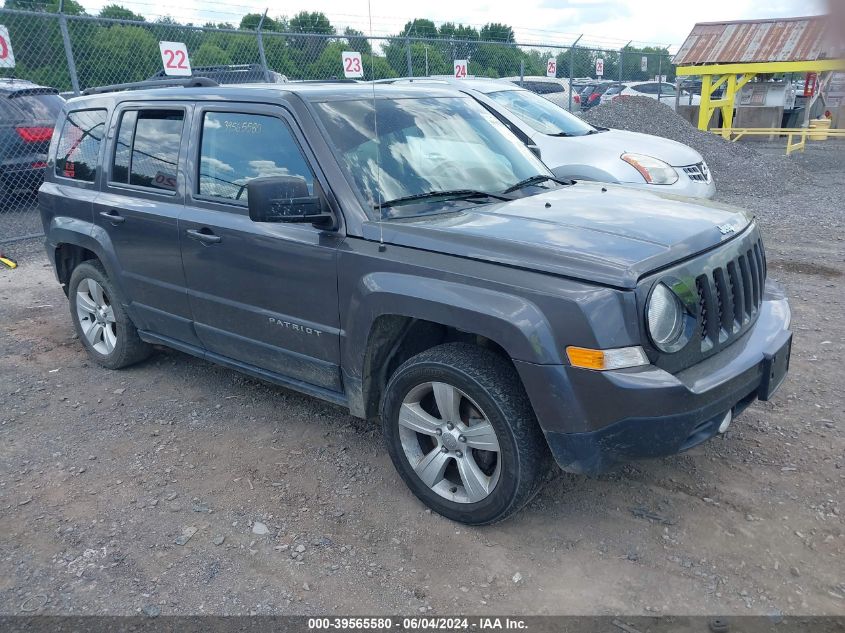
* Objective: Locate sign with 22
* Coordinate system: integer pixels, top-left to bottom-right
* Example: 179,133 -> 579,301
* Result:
159,41 -> 191,77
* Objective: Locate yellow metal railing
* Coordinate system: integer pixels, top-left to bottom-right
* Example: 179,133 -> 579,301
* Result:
710,127 -> 845,155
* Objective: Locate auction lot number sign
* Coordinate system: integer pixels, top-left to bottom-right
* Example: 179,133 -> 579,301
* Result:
342,51 -> 364,78
159,41 -> 192,76
546,58 -> 556,77
454,59 -> 468,79
0,25 -> 16,68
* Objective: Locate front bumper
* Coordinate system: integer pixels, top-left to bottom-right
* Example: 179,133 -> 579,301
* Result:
516,280 -> 791,475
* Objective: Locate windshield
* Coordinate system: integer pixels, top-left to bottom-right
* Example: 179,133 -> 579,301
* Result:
486,89 -> 596,136
314,96 -> 552,218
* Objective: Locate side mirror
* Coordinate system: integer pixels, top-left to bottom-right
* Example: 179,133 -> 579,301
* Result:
247,176 -> 334,227
527,144 -> 542,160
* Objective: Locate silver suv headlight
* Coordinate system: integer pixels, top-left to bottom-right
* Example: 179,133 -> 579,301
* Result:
647,283 -> 690,352
621,153 -> 679,185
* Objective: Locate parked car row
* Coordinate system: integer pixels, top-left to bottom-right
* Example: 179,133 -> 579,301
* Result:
38,77 -> 790,524
599,81 -> 702,110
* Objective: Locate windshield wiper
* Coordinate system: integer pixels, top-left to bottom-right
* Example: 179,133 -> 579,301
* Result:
502,174 -> 570,194
375,189 -> 512,209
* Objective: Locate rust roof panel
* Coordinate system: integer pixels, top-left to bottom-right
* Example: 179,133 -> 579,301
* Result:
674,16 -> 832,65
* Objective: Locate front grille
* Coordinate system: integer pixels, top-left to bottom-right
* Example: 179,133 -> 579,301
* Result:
682,161 -> 712,183
694,238 -> 766,351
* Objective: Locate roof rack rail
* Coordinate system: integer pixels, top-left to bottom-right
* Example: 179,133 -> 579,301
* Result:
82,77 -> 219,96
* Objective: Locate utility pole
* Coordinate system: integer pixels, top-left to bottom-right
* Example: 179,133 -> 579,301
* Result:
568,34 -> 583,111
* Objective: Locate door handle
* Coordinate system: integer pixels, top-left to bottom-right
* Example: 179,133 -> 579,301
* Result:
99,210 -> 125,224
186,228 -> 222,245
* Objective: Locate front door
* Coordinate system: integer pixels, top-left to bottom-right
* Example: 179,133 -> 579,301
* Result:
179,104 -> 343,392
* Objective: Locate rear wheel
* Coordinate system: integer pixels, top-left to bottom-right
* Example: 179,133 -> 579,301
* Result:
68,260 -> 152,369
381,343 -> 549,524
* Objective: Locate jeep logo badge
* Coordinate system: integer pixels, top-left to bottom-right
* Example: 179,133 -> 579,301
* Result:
717,223 -> 737,235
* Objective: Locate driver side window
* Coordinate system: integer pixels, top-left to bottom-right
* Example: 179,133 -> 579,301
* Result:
198,112 -> 314,204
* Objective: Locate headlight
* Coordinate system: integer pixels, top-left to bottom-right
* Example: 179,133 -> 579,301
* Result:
647,283 -> 689,352
621,153 -> 679,185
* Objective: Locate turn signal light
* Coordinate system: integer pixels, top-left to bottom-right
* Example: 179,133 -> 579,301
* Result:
566,346 -> 649,371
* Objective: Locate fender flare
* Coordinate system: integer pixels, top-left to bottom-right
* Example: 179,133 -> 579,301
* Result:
344,271 -> 563,375
48,219 -> 130,304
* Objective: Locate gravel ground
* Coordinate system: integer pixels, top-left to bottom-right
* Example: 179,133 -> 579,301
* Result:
583,97 -> 809,197
1,116 -> 844,618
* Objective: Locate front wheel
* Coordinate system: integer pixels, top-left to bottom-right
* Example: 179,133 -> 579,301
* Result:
381,343 -> 549,525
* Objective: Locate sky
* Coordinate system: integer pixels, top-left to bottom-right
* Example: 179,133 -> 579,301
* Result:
79,0 -> 827,50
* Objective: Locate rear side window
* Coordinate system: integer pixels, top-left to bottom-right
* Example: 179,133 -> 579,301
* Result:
55,109 -> 108,183
9,93 -> 63,121
110,109 -> 184,193
197,111 -> 314,204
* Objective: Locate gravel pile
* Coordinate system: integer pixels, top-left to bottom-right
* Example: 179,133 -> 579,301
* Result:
582,97 -> 807,197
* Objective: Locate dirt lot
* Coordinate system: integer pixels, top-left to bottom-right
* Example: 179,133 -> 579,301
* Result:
1,141 -> 843,619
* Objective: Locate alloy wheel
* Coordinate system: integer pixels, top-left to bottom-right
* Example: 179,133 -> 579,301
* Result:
75,278 -> 117,355
398,381 -> 501,503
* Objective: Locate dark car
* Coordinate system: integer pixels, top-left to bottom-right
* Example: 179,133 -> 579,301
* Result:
579,82 -> 612,110
0,79 -> 63,197
38,81 -> 792,524
148,63 -> 287,85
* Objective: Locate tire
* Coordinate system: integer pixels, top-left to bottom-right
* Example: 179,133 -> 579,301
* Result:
381,343 -> 550,525
68,260 -> 152,369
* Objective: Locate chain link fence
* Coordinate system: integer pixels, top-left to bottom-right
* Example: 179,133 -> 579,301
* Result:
0,6 -> 674,243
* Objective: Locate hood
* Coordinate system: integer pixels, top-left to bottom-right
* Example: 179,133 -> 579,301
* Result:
364,181 -> 751,289
537,128 -> 704,168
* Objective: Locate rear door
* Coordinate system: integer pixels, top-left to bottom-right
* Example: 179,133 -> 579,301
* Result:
93,103 -> 200,346
179,102 -> 343,392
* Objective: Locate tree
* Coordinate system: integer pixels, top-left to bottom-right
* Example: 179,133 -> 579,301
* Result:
401,18 -> 438,38
193,42 -> 231,66
480,23 -> 515,43
287,11 -> 335,61
239,12 -> 284,32
288,11 -> 334,35
436,22 -> 479,63
98,4 -> 144,21
344,27 -> 371,55
4,0 -> 86,13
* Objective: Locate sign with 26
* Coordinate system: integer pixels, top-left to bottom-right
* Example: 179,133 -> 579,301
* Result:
342,51 -> 363,78
595,58 -> 604,77
159,41 -> 191,77
0,25 -> 16,68
454,60 -> 468,79
546,58 -> 556,78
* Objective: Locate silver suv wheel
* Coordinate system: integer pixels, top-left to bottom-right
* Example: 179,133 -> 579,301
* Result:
398,381 -> 501,504
75,278 -> 117,355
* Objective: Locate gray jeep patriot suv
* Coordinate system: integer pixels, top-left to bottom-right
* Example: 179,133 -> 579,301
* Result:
39,81 -> 792,524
